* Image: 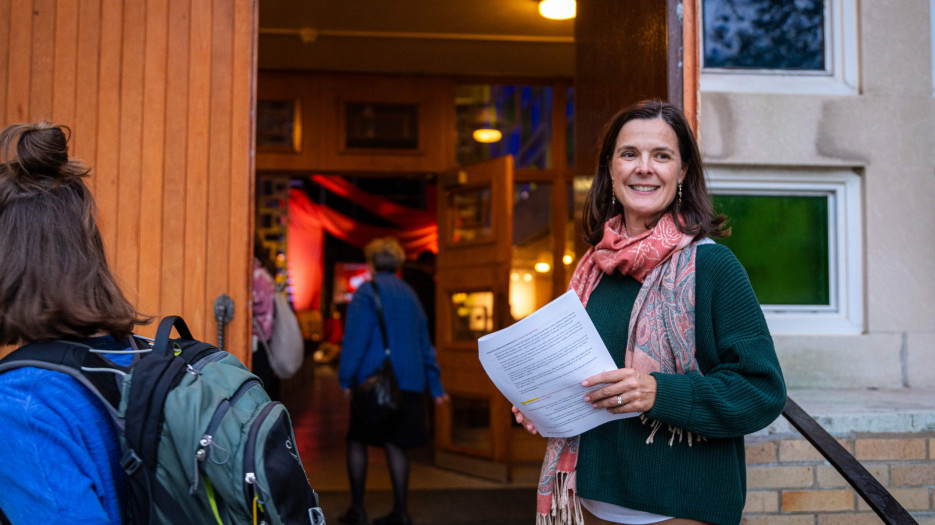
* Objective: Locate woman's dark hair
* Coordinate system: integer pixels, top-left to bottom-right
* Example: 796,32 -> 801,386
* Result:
0,122 -> 149,344
581,99 -> 729,245
364,237 -> 406,273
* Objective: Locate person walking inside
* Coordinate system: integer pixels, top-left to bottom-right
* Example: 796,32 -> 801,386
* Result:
338,237 -> 448,525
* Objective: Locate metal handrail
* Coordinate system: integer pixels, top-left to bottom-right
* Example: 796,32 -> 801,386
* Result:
782,397 -> 918,525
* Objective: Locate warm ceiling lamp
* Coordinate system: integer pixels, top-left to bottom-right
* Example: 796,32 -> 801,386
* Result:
538,0 -> 576,20
472,128 -> 502,143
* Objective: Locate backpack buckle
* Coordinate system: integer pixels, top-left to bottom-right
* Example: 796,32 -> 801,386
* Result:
121,449 -> 144,475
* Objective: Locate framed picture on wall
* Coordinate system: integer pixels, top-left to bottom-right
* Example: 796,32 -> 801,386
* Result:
343,102 -> 419,151
256,99 -> 301,152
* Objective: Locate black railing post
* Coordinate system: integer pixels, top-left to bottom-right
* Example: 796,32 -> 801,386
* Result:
782,397 -> 918,524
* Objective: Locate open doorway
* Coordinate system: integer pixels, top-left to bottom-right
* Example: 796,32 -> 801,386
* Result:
252,0 -> 577,497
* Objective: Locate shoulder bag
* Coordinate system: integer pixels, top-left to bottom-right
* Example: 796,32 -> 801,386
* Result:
350,280 -> 402,428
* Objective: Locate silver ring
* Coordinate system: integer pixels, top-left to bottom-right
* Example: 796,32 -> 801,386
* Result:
616,395 -> 623,406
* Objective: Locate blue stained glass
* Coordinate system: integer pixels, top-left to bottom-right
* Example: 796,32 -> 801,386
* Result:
455,84 -> 553,169
703,0 -> 825,71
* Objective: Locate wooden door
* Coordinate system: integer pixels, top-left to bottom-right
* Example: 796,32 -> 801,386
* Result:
433,156 -> 514,480
0,0 -> 258,363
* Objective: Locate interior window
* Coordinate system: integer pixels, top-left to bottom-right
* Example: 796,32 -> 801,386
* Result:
455,84 -> 553,169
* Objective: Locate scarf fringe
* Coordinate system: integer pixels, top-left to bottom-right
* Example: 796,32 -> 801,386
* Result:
537,472 -> 584,525
640,414 -> 707,446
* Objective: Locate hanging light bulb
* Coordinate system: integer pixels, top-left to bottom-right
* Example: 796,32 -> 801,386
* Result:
472,128 -> 502,143
472,103 -> 501,143
538,0 -> 576,20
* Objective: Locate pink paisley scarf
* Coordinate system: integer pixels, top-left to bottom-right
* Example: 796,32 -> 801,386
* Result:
535,213 -> 704,525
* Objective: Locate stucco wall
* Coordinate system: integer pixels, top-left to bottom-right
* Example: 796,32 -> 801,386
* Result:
698,1 -> 935,389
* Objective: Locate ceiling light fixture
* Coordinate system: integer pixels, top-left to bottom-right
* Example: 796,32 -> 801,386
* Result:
538,0 -> 576,20
472,128 -> 502,143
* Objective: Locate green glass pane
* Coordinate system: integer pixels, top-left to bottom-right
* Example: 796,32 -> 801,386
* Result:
712,194 -> 829,305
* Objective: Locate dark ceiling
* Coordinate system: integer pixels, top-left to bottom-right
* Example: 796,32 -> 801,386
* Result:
257,0 -> 576,78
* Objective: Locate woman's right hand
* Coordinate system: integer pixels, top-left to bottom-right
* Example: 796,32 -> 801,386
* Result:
511,405 -> 538,435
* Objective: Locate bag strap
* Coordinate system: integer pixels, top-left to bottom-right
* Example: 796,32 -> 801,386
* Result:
370,279 -> 391,357
153,315 -> 194,357
0,340 -> 127,426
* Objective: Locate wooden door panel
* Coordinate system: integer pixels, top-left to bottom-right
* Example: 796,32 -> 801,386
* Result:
0,0 -> 258,363
435,155 -> 513,465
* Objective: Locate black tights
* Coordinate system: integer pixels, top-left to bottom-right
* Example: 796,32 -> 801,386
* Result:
346,439 -> 410,515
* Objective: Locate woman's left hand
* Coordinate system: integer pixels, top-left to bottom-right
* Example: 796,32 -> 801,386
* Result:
434,393 -> 450,405
582,368 -> 657,414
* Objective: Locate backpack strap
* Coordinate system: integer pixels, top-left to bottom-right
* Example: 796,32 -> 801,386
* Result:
153,315 -> 194,357
123,316 -> 201,525
0,340 -> 127,427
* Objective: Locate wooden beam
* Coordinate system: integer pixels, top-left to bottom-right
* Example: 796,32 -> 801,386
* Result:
575,0 -> 670,175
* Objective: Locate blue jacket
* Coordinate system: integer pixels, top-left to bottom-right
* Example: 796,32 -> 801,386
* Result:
338,273 -> 445,398
0,336 -> 132,525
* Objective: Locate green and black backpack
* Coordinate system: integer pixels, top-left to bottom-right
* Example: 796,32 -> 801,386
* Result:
0,316 -> 325,525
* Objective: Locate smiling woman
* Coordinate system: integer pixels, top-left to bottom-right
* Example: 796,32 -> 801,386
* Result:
608,117 -> 688,236
512,100 -> 786,525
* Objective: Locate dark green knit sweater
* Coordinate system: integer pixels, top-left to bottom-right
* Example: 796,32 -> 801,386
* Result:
577,243 -> 786,525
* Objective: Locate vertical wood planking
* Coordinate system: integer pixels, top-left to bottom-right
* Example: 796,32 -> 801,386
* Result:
95,0 -> 124,264
160,0 -> 190,322
184,0 -> 212,339
137,0 -> 170,332
74,0 -> 101,191
115,0 -> 146,300
205,0 -> 234,347
7,0 -> 32,123
52,0 -> 78,127
0,0 -> 257,361
228,0 -> 257,362
29,0 -> 55,120
0,0 -> 10,125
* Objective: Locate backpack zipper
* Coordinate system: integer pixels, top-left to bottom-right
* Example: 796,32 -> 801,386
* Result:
190,378 -> 262,494
242,402 -> 280,508
190,350 -> 228,372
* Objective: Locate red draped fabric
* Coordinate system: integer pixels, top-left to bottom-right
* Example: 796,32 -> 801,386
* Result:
286,182 -> 438,311
310,175 -> 435,228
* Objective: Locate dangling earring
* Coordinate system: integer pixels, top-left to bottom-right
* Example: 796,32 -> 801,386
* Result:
610,179 -> 616,208
677,182 -> 683,207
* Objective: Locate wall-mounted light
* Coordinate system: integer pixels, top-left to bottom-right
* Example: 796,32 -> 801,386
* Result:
472,128 -> 503,143
563,254 -> 573,265
534,262 -> 551,273
538,0 -> 576,20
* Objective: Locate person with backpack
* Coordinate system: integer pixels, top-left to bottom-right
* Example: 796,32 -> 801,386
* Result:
0,122 -> 325,525
0,122 -> 149,524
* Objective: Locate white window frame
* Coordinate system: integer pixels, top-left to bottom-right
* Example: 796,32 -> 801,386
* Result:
706,167 -> 863,335
931,0 -> 935,96
700,0 -> 859,95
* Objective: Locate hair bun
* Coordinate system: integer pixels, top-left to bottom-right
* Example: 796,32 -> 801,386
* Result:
0,122 -> 86,185
15,122 -> 70,173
